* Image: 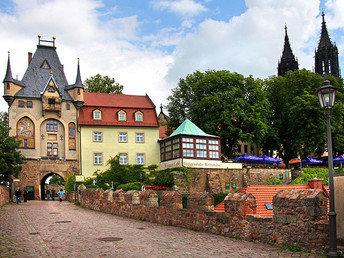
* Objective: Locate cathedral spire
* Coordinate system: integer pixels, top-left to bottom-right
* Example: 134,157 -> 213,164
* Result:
3,51 -> 14,83
315,12 -> 340,77
318,12 -> 332,49
277,25 -> 299,76
281,25 -> 295,60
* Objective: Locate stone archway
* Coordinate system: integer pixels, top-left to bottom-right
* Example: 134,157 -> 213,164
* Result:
40,172 -> 65,200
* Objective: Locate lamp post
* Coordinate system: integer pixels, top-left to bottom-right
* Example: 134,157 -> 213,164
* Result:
317,79 -> 338,257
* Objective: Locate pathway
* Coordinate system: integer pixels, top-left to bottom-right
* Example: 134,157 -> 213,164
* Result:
0,201 -> 319,257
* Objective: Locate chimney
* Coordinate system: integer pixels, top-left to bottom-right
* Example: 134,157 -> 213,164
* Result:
28,52 -> 32,65
308,178 -> 324,189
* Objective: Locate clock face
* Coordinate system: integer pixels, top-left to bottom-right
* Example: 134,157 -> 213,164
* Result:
17,118 -> 34,137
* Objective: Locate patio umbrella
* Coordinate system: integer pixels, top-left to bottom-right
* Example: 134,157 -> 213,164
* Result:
333,155 -> 344,168
233,154 -> 263,163
301,157 -> 322,165
333,155 -> 344,163
261,155 -> 282,164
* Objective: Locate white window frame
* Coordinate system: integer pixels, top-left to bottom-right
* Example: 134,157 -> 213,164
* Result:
119,153 -> 128,165
94,153 -> 102,165
136,153 -> 145,165
135,112 -> 143,122
136,133 -> 144,143
118,111 -> 126,121
93,132 -> 102,142
93,110 -> 101,120
119,132 -> 127,143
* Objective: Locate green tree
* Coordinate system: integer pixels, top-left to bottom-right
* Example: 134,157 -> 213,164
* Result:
49,174 -> 64,185
0,112 -> 24,185
94,156 -> 148,190
84,74 -> 124,94
265,69 -> 344,164
167,70 -> 270,157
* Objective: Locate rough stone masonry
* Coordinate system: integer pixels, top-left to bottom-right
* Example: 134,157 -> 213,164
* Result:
69,187 -> 329,253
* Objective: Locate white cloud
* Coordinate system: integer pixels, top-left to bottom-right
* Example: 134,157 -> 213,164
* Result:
166,0 -> 322,83
0,0 -> 174,112
152,0 -> 207,17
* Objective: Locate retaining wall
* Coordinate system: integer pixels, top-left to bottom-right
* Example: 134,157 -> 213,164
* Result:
72,187 -> 329,252
0,185 -> 10,206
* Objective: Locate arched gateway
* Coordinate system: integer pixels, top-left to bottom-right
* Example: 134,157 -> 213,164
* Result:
40,172 -> 65,200
3,36 -> 83,199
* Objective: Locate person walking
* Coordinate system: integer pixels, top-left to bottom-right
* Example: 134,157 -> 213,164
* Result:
15,187 -> 22,204
23,187 -> 28,202
58,189 -> 64,205
46,189 -> 50,200
51,189 -> 55,201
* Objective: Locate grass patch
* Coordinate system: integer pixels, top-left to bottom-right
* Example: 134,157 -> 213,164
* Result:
272,244 -> 310,253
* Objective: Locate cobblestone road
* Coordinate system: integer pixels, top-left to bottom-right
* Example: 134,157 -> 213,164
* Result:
0,201 -> 319,257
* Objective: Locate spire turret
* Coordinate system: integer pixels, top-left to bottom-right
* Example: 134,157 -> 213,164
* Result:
315,12 -> 340,77
74,58 -> 83,88
3,51 -> 14,83
277,25 -> 299,76
318,12 -> 332,49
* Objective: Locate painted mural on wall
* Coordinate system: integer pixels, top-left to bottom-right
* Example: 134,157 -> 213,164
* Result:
69,122 -> 76,150
17,117 -> 35,148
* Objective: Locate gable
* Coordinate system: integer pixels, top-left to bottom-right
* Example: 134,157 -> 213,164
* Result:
40,59 -> 51,69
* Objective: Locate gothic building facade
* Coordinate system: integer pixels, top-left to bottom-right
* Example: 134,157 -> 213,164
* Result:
3,36 -> 83,200
278,12 -> 340,77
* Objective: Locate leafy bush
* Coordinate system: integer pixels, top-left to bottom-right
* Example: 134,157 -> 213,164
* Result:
94,156 -> 148,190
292,168 -> 328,185
117,182 -> 143,191
151,169 -> 174,187
64,174 -> 83,193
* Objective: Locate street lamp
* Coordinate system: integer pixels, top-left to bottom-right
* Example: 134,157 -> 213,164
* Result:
317,79 -> 338,257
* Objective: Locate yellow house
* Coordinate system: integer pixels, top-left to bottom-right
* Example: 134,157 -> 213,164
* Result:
79,92 -> 160,178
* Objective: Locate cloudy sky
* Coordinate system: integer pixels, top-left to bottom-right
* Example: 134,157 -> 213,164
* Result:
0,0 -> 343,112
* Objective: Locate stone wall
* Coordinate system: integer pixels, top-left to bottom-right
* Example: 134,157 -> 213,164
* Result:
0,185 -> 10,206
15,159 -> 78,200
334,175 -> 344,243
174,168 -> 291,194
74,187 -> 328,252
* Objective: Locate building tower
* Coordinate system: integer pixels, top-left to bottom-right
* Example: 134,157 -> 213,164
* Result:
278,25 -> 299,76
315,12 -> 340,77
3,36 -> 84,200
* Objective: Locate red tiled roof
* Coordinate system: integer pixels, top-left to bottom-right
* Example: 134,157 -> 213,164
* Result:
79,93 -> 158,127
214,184 -> 330,217
159,125 -> 168,138
83,92 -> 155,109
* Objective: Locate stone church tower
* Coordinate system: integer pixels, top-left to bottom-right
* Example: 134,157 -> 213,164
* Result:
315,12 -> 340,77
3,36 -> 84,199
277,25 -> 299,76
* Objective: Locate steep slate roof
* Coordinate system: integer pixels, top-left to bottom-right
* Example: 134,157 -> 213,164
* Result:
167,118 -> 218,139
14,45 -> 73,100
318,12 -> 333,50
79,92 -> 159,127
3,53 -> 25,86
281,25 -> 296,60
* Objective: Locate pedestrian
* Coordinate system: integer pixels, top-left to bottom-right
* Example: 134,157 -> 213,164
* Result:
46,189 -> 50,200
51,189 -> 55,201
58,189 -> 64,205
14,187 -> 22,204
23,187 -> 28,203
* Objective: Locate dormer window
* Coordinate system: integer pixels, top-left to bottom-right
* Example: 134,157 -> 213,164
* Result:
118,110 -> 126,121
48,86 -> 55,93
41,59 -> 51,69
93,110 -> 101,120
135,111 -> 143,122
